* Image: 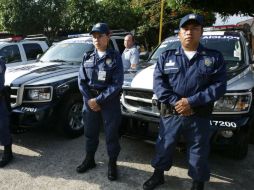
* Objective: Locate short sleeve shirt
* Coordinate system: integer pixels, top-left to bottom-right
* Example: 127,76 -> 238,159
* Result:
122,46 -> 139,71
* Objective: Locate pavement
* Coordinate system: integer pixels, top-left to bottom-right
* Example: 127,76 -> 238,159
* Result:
0,128 -> 254,190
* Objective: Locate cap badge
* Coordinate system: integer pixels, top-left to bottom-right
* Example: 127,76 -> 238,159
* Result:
189,14 -> 196,19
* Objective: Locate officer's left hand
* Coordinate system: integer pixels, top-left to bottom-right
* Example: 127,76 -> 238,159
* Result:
88,98 -> 101,112
175,98 -> 193,116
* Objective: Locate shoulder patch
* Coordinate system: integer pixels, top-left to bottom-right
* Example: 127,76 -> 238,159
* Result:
105,58 -> 113,65
204,57 -> 213,67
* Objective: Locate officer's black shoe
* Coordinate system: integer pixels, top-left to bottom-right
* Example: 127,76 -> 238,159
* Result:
108,158 -> 117,181
76,153 -> 96,173
191,181 -> 205,190
0,144 -> 13,168
143,170 -> 164,190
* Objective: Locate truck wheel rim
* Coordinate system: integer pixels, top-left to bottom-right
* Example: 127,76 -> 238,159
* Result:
68,103 -> 83,130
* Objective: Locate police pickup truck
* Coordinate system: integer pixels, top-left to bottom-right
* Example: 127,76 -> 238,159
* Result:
121,27 -> 254,159
0,35 -> 48,67
5,33 -> 125,138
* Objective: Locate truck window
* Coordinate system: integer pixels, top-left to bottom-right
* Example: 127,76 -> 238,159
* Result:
115,39 -> 125,54
201,36 -> 244,71
23,43 -> 43,61
109,40 -> 115,50
40,42 -> 94,63
0,45 -> 22,64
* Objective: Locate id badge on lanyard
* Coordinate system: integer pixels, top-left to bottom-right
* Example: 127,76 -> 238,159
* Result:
98,70 -> 106,81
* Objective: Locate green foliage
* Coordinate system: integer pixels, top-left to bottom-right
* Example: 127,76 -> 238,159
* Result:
96,0 -> 140,31
131,0 -> 215,50
0,0 -> 67,37
2,0 -> 250,49
167,0 -> 254,16
66,0 -> 98,33
0,0 -> 44,34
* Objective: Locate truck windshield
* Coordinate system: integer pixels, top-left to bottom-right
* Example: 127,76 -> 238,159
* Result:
149,35 -> 244,72
40,42 -> 94,63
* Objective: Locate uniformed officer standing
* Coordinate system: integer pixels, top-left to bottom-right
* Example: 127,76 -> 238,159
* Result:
0,57 -> 13,168
143,14 -> 227,190
77,23 -> 124,181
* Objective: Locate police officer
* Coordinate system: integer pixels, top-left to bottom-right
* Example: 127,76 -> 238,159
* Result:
0,57 -> 13,168
77,23 -> 123,181
143,14 -> 227,190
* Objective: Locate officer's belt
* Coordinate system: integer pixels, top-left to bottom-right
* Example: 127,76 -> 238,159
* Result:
89,88 -> 104,97
160,103 -> 179,117
160,102 -> 213,117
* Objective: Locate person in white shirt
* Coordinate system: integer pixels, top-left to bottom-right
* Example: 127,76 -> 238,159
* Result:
122,34 -> 139,71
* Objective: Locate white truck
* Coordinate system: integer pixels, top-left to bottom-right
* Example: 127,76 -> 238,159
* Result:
121,27 -> 254,159
0,35 -> 48,67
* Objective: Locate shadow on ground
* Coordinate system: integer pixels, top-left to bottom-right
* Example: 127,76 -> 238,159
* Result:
0,128 -> 253,190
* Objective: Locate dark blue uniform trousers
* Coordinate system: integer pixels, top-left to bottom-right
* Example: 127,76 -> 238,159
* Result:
83,98 -> 121,159
152,115 -> 211,182
0,101 -> 12,146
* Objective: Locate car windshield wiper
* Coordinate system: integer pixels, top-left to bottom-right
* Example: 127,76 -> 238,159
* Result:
49,59 -> 67,62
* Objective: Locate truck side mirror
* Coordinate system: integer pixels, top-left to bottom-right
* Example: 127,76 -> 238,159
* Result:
36,54 -> 42,61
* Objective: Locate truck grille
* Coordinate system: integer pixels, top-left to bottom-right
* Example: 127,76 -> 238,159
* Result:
122,88 -> 160,116
10,86 -> 23,108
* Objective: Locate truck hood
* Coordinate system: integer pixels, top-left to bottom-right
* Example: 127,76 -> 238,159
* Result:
5,62 -> 80,86
131,65 -> 254,91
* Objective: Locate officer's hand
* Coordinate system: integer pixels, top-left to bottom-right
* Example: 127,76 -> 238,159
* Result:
180,109 -> 194,116
88,98 -> 101,112
130,64 -> 137,70
175,98 -> 192,115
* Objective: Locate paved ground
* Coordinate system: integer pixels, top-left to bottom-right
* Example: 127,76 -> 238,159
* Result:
0,128 -> 254,190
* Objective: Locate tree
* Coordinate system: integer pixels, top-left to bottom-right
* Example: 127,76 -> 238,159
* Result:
0,0 -> 67,39
131,0 -> 215,50
0,0 -> 45,34
38,0 -> 67,40
96,0 -> 141,31
167,0 -> 254,17
66,0 -> 98,33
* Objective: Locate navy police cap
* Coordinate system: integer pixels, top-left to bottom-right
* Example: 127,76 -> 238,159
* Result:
179,14 -> 204,28
90,23 -> 110,35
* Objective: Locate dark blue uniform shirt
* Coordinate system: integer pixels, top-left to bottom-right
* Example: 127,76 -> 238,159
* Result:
153,44 -> 227,107
78,49 -> 123,105
0,57 -> 6,91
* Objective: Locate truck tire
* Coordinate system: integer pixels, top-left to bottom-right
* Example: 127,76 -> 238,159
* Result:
231,129 -> 249,160
57,94 -> 84,138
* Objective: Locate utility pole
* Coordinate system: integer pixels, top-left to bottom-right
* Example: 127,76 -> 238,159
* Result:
159,0 -> 165,45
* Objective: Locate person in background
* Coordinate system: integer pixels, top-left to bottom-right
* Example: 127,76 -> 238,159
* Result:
143,14 -> 227,190
77,23 -> 124,181
122,34 -> 139,71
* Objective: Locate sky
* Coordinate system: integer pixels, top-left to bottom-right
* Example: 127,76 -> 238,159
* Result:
214,14 -> 253,26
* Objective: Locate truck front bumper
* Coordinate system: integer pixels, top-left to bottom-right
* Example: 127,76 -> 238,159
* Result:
10,103 -> 57,128
121,106 -> 252,146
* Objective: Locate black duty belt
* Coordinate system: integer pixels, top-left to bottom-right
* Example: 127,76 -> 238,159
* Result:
160,103 -> 179,117
90,89 -> 103,97
159,102 -> 213,117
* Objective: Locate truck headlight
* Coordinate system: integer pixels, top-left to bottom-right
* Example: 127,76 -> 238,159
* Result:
23,86 -> 53,102
213,92 -> 252,114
